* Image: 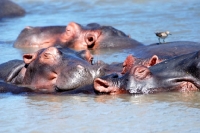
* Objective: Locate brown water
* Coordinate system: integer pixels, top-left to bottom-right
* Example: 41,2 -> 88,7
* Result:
0,0 -> 200,132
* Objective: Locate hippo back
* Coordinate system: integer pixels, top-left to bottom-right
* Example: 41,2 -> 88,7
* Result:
133,41 -> 200,59
0,60 -> 24,81
0,0 -> 25,19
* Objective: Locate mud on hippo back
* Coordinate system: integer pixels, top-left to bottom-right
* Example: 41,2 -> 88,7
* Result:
0,47 -> 104,93
14,22 -> 143,50
94,50 -> 200,94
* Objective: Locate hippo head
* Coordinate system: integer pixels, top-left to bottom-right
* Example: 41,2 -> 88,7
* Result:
14,22 -> 143,50
61,22 -> 143,50
11,47 -> 104,92
94,51 -> 200,94
94,65 -> 153,94
121,54 -> 162,74
14,26 -> 67,48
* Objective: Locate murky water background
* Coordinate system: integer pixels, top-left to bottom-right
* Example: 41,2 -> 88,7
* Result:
0,0 -> 200,132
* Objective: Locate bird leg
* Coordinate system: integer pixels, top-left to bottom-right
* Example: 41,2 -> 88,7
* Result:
163,39 -> 165,43
158,38 -> 161,44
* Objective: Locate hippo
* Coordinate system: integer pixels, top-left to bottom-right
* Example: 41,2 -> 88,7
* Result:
0,81 -> 33,94
94,50 -> 200,94
14,22 -> 143,50
0,47 -> 104,93
122,41 -> 200,74
0,0 -> 25,19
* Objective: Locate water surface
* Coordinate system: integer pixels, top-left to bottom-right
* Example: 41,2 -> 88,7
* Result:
0,0 -> 200,132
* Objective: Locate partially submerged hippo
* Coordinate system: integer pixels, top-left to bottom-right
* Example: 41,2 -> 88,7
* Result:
0,47 -> 104,93
122,41 -> 200,74
0,0 -> 25,19
14,22 -> 143,50
94,50 -> 200,94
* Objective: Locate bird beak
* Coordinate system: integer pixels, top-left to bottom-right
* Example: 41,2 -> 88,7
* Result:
169,33 -> 172,35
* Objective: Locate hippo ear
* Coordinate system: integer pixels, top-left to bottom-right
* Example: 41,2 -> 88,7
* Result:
23,53 -> 36,64
24,26 -> 33,30
65,22 -> 82,37
121,55 -> 135,74
133,65 -> 150,80
147,55 -> 162,67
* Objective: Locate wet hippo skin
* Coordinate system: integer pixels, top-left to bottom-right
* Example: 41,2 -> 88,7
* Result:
94,50 -> 200,94
122,41 -> 200,74
14,22 -> 143,50
0,47 -> 104,93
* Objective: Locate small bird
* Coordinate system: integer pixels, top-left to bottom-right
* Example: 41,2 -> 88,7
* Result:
155,31 -> 171,44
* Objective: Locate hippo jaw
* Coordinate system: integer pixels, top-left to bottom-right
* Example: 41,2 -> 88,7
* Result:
55,64 -> 104,91
162,77 -> 200,92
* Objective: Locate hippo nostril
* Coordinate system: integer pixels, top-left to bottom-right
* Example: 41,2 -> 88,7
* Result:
96,80 -> 109,88
88,37 -> 94,42
48,72 -> 57,80
45,47 -> 59,55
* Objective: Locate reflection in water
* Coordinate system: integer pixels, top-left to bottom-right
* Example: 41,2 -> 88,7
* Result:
0,0 -> 200,132
94,92 -> 200,109
0,92 -> 200,132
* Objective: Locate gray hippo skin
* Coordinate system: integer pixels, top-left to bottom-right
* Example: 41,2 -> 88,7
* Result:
94,50 -> 200,94
14,22 -> 143,50
0,47 -> 104,93
122,41 -> 200,74
0,0 -> 25,19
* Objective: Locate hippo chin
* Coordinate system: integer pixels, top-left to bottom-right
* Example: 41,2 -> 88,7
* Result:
0,47 -> 104,93
14,22 -> 143,50
94,50 -> 200,94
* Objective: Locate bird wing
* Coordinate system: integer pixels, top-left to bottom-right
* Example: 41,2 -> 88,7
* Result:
155,32 -> 163,37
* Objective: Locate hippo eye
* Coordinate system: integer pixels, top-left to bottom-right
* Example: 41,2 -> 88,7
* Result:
43,53 -> 53,59
97,67 -> 104,75
91,57 -> 94,65
123,65 -> 126,68
66,26 -> 74,37
43,41 -> 50,44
